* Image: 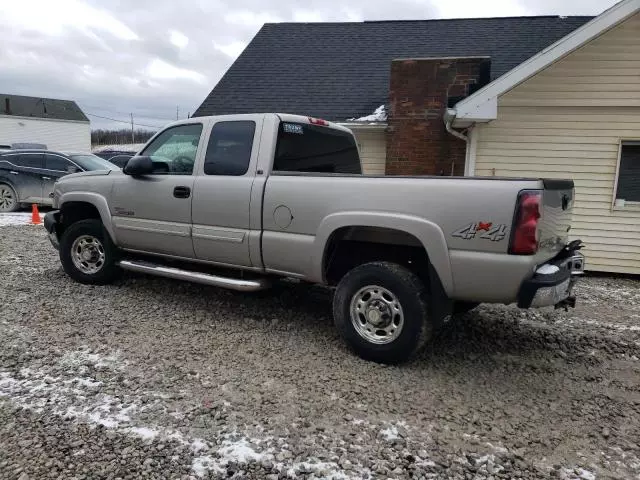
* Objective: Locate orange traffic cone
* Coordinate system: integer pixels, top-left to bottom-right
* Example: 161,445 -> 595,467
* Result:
31,204 -> 42,225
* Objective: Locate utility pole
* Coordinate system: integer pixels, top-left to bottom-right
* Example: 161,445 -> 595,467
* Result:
176,106 -> 179,120
130,113 -> 135,144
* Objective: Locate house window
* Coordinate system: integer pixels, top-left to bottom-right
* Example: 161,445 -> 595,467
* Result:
616,141 -> 640,204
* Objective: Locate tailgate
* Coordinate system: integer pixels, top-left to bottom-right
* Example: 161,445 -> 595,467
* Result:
538,179 -> 574,258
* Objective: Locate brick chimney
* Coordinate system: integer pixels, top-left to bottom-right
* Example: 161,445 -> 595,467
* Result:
385,57 -> 490,176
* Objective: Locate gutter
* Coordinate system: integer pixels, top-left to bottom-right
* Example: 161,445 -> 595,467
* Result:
443,108 -> 467,142
443,108 -> 469,176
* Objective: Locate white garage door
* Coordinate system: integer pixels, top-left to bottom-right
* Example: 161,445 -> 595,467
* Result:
351,129 -> 386,175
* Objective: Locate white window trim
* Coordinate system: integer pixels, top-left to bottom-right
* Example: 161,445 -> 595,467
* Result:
611,138 -> 640,211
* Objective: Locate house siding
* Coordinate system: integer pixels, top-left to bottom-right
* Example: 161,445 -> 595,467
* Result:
352,129 -> 387,175
474,12 -> 640,274
0,116 -> 91,152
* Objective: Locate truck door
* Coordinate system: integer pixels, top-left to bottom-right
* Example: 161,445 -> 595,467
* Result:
110,123 -> 204,258
191,118 -> 262,267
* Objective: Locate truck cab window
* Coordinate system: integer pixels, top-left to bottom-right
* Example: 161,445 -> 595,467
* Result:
274,123 -> 361,174
142,124 -> 203,175
204,121 -> 256,176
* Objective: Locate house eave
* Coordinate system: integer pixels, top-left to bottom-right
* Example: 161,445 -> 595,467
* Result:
453,0 -> 640,124
0,113 -> 90,124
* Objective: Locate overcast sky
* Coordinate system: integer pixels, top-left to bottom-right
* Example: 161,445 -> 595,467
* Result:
0,0 -> 618,131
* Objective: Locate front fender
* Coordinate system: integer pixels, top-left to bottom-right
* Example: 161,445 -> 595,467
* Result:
58,192 -> 116,243
312,211 -> 454,296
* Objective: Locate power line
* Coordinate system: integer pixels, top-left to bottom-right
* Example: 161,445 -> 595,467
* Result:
85,112 -> 164,129
79,103 -> 178,121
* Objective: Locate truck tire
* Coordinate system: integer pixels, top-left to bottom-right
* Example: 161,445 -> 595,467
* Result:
59,219 -> 120,285
333,262 -> 432,364
0,183 -> 19,212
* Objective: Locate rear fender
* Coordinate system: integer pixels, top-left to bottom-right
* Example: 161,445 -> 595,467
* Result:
313,211 -> 454,296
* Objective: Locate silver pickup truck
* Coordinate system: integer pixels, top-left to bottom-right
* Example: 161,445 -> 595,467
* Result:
44,113 -> 584,363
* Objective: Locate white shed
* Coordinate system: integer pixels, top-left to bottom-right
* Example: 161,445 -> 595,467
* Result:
0,94 -> 90,152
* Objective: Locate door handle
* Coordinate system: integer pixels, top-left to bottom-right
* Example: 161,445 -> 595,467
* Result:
42,176 -> 51,180
173,186 -> 191,199
9,171 -> 19,175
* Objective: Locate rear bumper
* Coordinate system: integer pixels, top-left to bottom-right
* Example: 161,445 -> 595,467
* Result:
517,250 -> 585,309
43,210 -> 60,251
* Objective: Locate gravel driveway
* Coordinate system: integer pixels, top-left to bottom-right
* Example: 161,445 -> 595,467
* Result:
1,225 -> 639,480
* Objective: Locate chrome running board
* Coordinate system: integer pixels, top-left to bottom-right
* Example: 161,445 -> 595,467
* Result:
117,259 -> 271,292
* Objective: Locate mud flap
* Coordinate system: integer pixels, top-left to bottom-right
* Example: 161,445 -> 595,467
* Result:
428,263 -> 454,328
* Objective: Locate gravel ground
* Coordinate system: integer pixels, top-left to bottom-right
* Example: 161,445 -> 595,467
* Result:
1,224 -> 639,480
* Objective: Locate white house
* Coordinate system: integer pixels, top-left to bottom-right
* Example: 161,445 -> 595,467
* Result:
451,0 -> 640,274
0,94 -> 90,152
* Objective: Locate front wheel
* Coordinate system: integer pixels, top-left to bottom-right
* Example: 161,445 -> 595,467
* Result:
59,219 -> 120,285
333,262 -> 432,364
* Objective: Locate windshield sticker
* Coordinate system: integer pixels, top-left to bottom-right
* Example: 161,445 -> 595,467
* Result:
283,123 -> 304,135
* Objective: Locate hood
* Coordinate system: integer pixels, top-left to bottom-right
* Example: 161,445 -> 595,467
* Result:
59,170 -> 114,182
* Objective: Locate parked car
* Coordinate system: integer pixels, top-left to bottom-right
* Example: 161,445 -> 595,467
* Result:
0,150 -> 118,212
44,114 -> 584,364
94,149 -> 135,158
104,154 -> 134,168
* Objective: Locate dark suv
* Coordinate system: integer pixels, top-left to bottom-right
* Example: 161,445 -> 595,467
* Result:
0,150 -> 118,212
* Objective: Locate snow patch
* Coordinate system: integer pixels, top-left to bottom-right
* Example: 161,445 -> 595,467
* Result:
0,213 -> 38,227
380,425 -> 400,441
347,105 -> 387,123
218,437 -> 265,463
537,264 -> 560,275
192,455 -> 222,477
561,467 -> 596,480
129,427 -> 160,441
92,143 -> 145,154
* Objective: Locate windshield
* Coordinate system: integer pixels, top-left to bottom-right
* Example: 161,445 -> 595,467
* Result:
70,154 -> 119,171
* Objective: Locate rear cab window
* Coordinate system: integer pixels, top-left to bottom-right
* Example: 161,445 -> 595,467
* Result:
273,121 -> 361,174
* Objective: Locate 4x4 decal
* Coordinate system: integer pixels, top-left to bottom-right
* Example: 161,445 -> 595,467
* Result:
452,222 -> 507,242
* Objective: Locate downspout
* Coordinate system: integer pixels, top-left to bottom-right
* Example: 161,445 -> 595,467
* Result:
443,108 -> 467,175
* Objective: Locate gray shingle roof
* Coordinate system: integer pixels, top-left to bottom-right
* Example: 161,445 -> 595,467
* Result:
194,16 -> 592,121
1,93 -> 89,122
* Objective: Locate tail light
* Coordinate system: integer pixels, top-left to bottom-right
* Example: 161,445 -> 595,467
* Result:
510,190 -> 541,255
308,117 -> 329,126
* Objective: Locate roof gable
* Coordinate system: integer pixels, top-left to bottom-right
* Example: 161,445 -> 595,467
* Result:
453,0 -> 640,124
0,93 -> 89,122
194,16 -> 591,122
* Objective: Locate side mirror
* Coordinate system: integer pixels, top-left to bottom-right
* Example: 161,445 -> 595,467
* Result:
66,165 -> 80,173
123,155 -> 153,176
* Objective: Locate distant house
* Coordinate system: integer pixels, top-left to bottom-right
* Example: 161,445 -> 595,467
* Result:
0,94 -> 90,152
195,0 -> 640,275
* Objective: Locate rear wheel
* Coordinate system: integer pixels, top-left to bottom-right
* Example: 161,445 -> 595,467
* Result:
333,262 -> 432,364
0,183 -> 19,212
59,219 -> 120,285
